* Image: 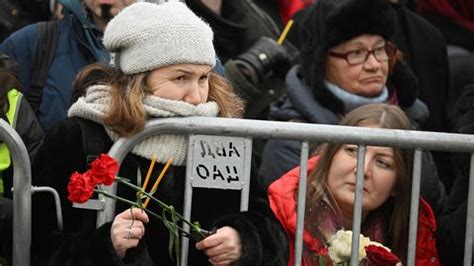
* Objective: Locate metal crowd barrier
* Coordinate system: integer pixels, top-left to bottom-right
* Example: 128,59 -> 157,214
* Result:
8,117 -> 474,265
88,117 -> 473,266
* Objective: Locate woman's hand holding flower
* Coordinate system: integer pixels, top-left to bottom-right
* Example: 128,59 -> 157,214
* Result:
111,208 -> 149,258
195,226 -> 242,265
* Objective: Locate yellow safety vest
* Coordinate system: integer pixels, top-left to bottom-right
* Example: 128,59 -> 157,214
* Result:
0,89 -> 21,193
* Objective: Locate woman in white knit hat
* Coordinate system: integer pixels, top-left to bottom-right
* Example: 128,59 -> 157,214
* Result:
30,2 -> 289,265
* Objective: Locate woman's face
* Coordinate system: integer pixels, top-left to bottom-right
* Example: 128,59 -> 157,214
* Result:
326,34 -> 389,97
327,129 -> 397,219
146,64 -> 212,105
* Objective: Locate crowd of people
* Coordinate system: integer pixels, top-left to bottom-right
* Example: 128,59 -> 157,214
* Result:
0,0 -> 472,265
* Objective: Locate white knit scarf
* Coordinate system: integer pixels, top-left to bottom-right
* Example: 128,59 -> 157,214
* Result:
68,84 -> 219,166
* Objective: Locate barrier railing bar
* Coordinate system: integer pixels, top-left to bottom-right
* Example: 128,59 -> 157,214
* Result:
407,149 -> 423,266
180,136 -> 196,266
110,118 -> 474,153
294,141 -> 309,266
32,186 -> 64,230
464,154 -> 474,266
0,119 -> 31,266
240,138 -> 252,212
350,145 -> 366,266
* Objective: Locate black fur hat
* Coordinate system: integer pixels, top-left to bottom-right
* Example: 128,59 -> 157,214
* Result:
298,0 -> 398,113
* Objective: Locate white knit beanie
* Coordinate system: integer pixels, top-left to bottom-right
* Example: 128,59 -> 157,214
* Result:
103,1 -> 216,74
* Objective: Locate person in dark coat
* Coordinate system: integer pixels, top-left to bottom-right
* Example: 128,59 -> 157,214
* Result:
390,0 -> 450,134
0,54 -> 44,197
282,0 -> 453,193
417,0 -> 474,138
183,0 -> 299,120
284,0 -> 450,134
0,53 -> 43,265
436,84 -> 474,265
0,0 -> 136,132
258,0 -> 447,215
31,2 -> 288,265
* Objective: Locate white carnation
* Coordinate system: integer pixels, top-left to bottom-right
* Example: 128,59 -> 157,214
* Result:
327,230 -> 371,263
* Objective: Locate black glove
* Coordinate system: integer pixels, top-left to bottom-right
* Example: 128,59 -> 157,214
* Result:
389,61 -> 418,108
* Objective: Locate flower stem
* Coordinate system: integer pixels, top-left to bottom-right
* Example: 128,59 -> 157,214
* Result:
95,189 -> 139,207
95,187 -> 204,238
115,177 -> 196,228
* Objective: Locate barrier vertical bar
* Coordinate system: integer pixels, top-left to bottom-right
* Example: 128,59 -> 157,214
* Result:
0,119 -> 32,266
463,154 -> 474,266
240,138 -> 252,211
350,145 -> 366,266
407,149 -> 422,266
180,136 -> 195,266
294,141 -> 309,266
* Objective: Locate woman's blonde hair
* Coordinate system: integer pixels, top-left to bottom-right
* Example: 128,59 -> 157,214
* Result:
306,103 -> 413,261
73,63 -> 244,137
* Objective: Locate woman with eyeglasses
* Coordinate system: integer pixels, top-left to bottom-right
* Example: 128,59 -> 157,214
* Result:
258,0 -> 447,217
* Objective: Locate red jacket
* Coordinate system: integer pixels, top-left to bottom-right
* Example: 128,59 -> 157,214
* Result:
268,157 -> 441,265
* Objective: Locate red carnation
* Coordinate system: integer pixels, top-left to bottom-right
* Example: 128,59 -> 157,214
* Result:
67,171 -> 95,203
365,244 -> 401,266
89,154 -> 118,186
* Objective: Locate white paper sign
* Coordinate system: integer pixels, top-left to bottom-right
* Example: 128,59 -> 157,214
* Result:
188,135 -> 251,190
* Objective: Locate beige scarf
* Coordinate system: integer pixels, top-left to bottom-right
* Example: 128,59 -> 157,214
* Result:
68,84 -> 219,165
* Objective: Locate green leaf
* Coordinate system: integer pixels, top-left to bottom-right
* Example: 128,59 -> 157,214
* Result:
116,176 -> 132,183
136,167 -> 142,187
161,209 -> 175,258
171,207 -> 182,266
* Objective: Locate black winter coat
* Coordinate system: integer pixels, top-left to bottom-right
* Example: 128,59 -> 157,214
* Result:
436,167 -> 472,266
31,117 -> 289,266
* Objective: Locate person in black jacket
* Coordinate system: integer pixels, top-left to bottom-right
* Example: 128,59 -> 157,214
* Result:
286,0 -> 453,193
0,0 -> 136,132
436,84 -> 474,265
0,54 -> 44,195
184,0 -> 299,120
0,53 -> 43,265
31,2 -> 288,265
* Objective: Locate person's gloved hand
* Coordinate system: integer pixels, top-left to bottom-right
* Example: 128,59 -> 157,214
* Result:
389,60 -> 418,107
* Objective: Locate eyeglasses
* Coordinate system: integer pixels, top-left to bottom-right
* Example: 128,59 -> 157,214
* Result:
328,42 -> 397,65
